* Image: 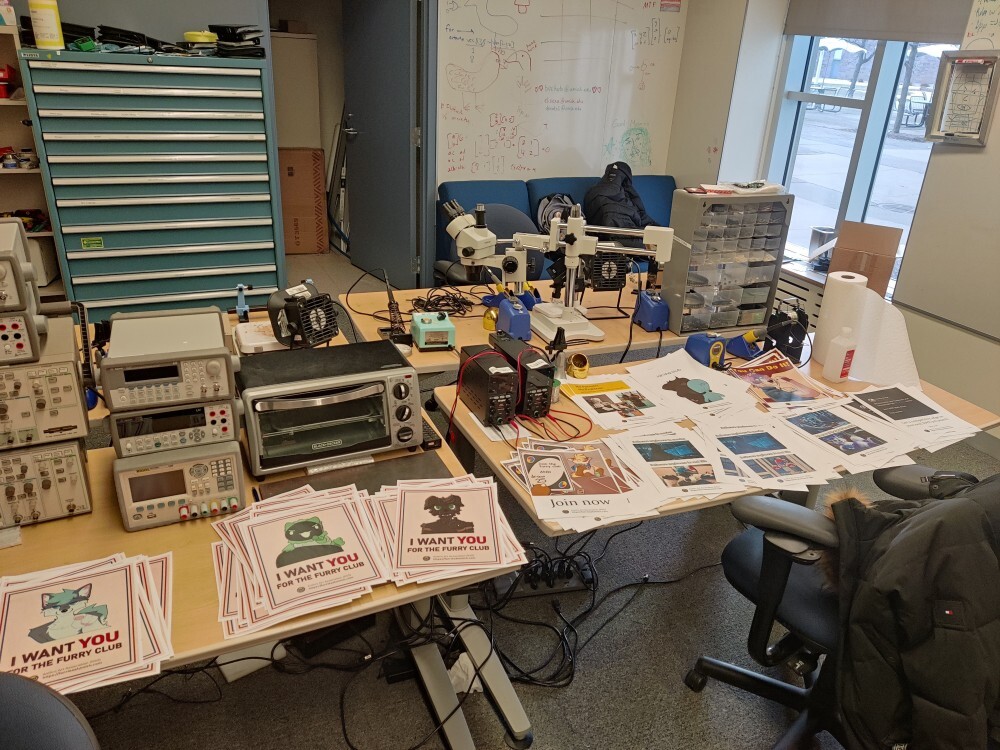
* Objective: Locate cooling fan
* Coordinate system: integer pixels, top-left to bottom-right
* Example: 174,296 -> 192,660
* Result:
267,282 -> 339,348
589,251 -> 629,291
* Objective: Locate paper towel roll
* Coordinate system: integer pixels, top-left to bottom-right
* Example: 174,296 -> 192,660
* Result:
813,272 -> 869,365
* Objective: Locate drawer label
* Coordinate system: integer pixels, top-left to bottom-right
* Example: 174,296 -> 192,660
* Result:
81,237 -> 104,249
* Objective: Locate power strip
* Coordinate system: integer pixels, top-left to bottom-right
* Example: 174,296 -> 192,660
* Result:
493,561 -> 594,601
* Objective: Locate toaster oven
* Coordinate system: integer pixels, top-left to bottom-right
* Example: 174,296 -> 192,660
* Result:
237,341 -> 422,476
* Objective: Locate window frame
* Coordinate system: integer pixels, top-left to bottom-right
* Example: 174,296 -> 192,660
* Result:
764,35 -> 912,250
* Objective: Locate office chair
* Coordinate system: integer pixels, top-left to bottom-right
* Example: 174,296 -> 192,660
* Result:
685,465 -> 987,750
0,671 -> 100,749
434,203 -> 544,286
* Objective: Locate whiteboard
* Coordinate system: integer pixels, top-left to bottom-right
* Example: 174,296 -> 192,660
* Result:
436,0 -> 687,181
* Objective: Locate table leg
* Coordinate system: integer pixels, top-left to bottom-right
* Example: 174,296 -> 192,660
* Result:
404,598 -> 477,750
438,593 -> 533,749
451,430 -> 477,473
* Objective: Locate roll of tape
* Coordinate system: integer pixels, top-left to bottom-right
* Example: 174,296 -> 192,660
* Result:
566,353 -> 590,379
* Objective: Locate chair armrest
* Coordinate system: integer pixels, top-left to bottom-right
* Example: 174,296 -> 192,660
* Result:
731,495 -> 838,549
873,465 -> 978,500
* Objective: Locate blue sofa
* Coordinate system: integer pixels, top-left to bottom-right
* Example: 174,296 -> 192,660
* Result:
436,174 -> 676,261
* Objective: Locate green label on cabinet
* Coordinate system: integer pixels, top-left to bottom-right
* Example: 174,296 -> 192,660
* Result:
80,237 -> 104,249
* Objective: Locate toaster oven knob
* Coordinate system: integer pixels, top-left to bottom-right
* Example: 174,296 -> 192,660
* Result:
393,383 -> 410,400
397,426 -> 414,442
396,405 -> 412,421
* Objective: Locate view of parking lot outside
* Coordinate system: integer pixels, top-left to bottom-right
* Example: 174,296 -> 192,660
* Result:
785,39 -> 958,272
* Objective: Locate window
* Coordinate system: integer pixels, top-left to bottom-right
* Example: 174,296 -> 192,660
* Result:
766,36 -> 958,285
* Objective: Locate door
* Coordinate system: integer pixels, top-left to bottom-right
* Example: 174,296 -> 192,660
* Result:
343,0 -> 420,289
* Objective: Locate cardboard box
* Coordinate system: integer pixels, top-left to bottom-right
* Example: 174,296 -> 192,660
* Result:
276,19 -> 308,34
828,221 -> 902,297
278,148 -> 328,254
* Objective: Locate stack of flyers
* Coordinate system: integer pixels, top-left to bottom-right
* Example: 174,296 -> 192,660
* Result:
779,406 -> 918,473
212,485 -> 390,639
705,414 -> 843,490
627,350 -> 759,421
727,351 -> 846,412
844,385 -> 979,452
500,439 -> 664,531
0,553 -> 173,694
560,376 -> 675,431
604,422 -> 748,505
365,476 -> 526,586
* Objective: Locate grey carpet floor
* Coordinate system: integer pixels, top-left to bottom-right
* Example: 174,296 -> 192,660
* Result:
72,342 -> 1000,750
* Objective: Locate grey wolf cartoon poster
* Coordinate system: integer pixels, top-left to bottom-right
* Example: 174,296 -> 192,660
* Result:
275,518 -> 346,568
27,584 -> 110,644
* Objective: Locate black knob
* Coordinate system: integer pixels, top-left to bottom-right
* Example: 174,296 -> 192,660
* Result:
437,312 -> 446,321
5,486 -> 13,498
35,399 -> 45,410
0,404 -> 7,415
396,405 -> 413,421
41,479 -> 51,490
502,256 -> 518,274
397,427 -> 414,442
393,383 -> 409,400
461,246 -> 475,257
23,483 -> 33,495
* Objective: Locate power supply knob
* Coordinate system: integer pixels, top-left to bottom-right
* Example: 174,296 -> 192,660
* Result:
206,361 -> 222,377
35,399 -> 45,410
393,383 -> 409,400
396,405 -> 413,421
41,479 -> 51,490
4,486 -> 13,498
397,427 -> 414,442
23,483 -> 32,495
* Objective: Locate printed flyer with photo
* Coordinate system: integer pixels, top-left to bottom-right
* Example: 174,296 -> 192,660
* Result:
561,377 -> 670,429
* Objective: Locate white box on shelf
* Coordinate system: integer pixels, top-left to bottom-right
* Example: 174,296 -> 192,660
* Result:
26,237 -> 60,286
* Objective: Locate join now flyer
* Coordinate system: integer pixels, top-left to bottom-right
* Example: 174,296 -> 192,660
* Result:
395,487 -> 502,570
0,565 -> 140,690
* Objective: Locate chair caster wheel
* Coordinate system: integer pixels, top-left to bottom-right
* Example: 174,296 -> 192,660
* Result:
504,731 -> 533,749
684,669 -> 707,692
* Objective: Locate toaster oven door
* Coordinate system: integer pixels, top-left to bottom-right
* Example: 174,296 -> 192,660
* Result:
252,382 -> 391,470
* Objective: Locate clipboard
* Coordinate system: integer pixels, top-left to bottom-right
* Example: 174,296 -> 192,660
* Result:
926,50 -> 1000,146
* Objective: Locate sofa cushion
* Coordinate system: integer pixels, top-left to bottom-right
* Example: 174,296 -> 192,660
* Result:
631,175 -> 675,226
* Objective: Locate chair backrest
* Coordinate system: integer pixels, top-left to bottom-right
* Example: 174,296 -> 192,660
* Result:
0,672 -> 100,749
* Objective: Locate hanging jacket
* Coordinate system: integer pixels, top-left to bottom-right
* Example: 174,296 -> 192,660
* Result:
583,162 -> 656,244
832,474 -> 1000,750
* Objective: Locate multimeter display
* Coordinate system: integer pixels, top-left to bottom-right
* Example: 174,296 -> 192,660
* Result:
116,407 -> 207,438
128,470 -> 186,504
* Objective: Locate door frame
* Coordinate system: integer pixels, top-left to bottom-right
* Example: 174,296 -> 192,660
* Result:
418,0 -> 439,288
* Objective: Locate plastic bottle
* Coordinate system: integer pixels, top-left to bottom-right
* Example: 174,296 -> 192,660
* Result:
28,0 -> 65,50
822,327 -> 856,383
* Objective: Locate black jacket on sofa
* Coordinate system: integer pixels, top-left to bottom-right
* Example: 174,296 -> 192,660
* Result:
832,474 -> 1000,750
583,162 -> 655,244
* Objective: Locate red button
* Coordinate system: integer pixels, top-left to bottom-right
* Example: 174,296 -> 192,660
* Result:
209,411 -> 216,417
220,410 -> 227,416
0,325 -> 6,331
222,426 -> 228,432
15,343 -> 22,350
11,323 -> 18,330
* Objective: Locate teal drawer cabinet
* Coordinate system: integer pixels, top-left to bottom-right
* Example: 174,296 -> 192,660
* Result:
19,51 -> 286,319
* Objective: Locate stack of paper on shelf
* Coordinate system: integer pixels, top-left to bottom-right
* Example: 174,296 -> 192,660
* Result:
365,476 -> 526,586
0,553 -> 173,694
213,478 -> 525,637
500,438 -> 666,532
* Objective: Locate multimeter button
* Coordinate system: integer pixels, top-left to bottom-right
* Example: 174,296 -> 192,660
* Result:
397,427 -> 414,442
393,383 -> 409,400
210,502 -> 220,515
396,405 -> 412,421
200,503 -> 209,517
179,505 -> 190,520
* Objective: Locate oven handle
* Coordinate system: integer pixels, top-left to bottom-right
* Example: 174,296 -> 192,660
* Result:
253,383 -> 386,412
